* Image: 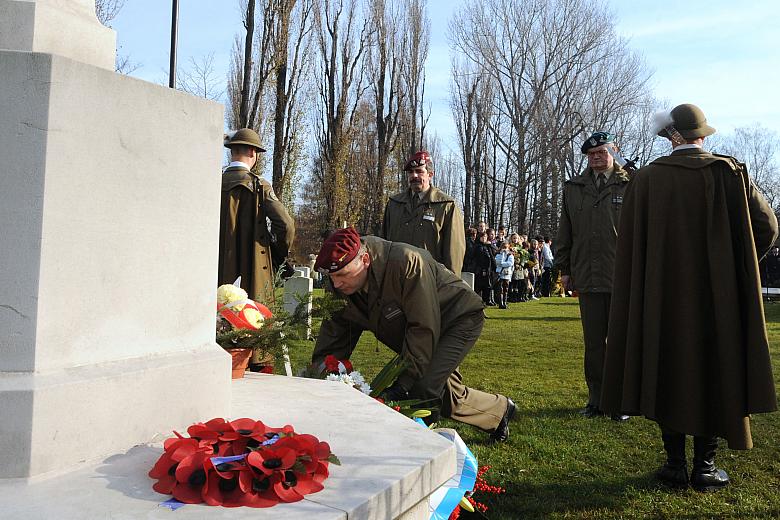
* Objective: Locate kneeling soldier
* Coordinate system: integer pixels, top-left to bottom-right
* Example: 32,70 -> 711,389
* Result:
313,228 -> 515,442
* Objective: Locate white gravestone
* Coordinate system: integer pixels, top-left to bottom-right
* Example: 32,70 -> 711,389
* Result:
294,266 -> 311,278
461,271 -> 475,290
284,275 -> 313,338
0,0 -> 229,479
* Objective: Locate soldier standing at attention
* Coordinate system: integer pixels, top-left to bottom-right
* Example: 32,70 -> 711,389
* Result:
382,151 -> 465,275
313,228 -> 516,442
554,131 -> 630,421
218,129 -> 295,368
601,104 -> 778,492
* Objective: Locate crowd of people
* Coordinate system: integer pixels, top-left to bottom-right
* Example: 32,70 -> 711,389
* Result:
462,225 -> 556,308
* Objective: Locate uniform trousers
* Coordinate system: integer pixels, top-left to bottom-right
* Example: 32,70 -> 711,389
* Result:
409,310 -> 508,433
578,292 -> 611,409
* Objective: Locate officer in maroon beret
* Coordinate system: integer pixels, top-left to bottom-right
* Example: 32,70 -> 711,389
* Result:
381,151 -> 466,276
313,228 -> 515,442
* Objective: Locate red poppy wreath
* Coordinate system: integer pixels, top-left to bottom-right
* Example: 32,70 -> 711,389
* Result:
149,417 -> 340,508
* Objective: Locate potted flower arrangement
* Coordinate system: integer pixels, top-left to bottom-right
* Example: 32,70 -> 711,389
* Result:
216,284 -> 276,378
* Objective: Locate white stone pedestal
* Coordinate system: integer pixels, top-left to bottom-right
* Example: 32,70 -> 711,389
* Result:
0,0 -> 115,70
0,4 -> 230,478
0,375 -> 457,519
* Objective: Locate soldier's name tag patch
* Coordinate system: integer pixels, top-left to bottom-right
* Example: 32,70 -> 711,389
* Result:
423,211 -> 435,222
612,194 -> 623,205
383,303 -> 404,321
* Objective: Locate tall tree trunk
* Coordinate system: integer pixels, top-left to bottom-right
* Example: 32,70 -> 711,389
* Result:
238,0 -> 256,127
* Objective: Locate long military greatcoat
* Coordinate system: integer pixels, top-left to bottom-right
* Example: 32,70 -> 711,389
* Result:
218,165 -> 295,304
381,186 -> 465,275
600,148 -> 779,449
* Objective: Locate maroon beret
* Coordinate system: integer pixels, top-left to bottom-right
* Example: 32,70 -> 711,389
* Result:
403,150 -> 433,171
315,227 -> 362,274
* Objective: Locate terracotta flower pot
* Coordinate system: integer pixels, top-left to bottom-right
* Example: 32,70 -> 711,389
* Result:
228,348 -> 253,379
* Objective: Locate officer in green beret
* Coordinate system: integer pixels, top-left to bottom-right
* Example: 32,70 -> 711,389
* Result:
555,131 -> 630,421
601,104 -> 778,491
218,128 -> 295,369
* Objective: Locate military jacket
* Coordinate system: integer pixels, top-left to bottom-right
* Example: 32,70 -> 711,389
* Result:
381,186 -> 465,275
218,165 -> 295,303
554,165 -> 629,292
312,237 -> 484,389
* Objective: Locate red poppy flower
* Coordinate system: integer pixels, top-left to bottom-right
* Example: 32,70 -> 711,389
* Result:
149,438 -> 205,494
221,418 -> 267,441
340,359 -> 353,373
188,418 -> 234,443
324,355 -> 340,373
203,457 -> 251,507
272,465 -> 328,502
236,471 -> 282,507
246,446 -> 297,476
172,451 -> 213,504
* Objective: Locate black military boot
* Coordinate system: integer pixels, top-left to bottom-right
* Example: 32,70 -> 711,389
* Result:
656,433 -> 688,489
690,436 -> 730,492
487,289 -> 497,306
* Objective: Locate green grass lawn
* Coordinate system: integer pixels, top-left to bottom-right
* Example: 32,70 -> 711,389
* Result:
284,296 -> 780,519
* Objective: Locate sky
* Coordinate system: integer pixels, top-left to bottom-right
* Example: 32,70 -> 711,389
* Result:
111,0 -> 780,155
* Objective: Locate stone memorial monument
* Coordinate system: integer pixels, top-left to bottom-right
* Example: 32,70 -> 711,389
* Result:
0,0 -> 230,479
0,3 -> 459,519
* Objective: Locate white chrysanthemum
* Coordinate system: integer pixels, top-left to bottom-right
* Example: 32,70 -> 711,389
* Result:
217,284 -> 248,309
325,374 -> 341,382
242,308 -> 265,329
357,382 -> 372,395
350,371 -> 366,385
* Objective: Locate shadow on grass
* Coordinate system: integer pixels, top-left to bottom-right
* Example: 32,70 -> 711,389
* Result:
514,406 -> 586,420
486,316 -> 581,322
489,475 -> 654,520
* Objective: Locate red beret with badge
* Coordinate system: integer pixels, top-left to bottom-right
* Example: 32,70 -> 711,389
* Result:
403,150 -> 433,171
315,227 -> 362,274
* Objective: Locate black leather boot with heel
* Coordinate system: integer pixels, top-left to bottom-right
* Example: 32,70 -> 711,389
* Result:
690,436 -> 730,492
656,432 -> 688,489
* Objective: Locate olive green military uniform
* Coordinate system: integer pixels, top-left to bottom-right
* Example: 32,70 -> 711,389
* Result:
218,165 -> 295,306
312,236 -> 509,433
382,186 -> 465,275
555,164 -> 629,410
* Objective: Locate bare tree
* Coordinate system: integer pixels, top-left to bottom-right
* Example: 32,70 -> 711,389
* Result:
177,53 -> 225,101
271,0 -> 315,198
363,0 -> 405,233
717,124 -> 780,211
94,0 -> 125,26
312,0 -> 370,228
227,0 -> 277,131
398,0 -> 430,155
449,0 -> 656,235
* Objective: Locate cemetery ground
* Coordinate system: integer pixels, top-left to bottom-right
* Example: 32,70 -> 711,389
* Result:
286,294 -> 780,519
